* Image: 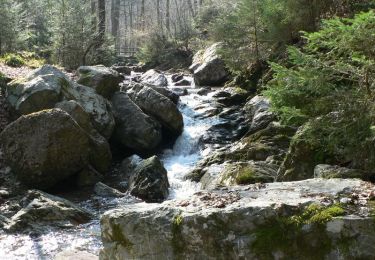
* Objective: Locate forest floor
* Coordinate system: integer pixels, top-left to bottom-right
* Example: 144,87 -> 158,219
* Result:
0,63 -> 32,79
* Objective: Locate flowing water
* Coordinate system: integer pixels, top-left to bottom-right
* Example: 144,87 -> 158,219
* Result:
0,74 -> 226,259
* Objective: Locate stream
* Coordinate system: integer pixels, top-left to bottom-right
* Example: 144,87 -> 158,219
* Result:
0,74 -> 230,259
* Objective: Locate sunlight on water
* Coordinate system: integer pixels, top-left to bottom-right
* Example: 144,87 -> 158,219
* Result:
160,86 -> 222,200
0,74 -> 223,259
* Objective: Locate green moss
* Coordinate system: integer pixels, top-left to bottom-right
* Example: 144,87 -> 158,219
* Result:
251,203 -> 346,258
171,213 -> 185,258
236,167 -> 256,185
110,223 -> 134,252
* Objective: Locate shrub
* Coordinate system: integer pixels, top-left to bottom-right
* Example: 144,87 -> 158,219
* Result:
264,11 -> 375,166
137,31 -> 192,69
3,53 -> 25,67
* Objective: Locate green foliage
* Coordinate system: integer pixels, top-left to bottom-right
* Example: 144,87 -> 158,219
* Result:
137,31 -> 192,69
264,11 -> 375,164
2,53 -> 25,67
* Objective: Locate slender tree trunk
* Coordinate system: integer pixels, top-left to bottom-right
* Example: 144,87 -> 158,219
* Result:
111,0 -> 120,37
91,0 -> 97,31
187,0 -> 195,17
166,0 -> 170,34
141,0 -> 145,30
97,0 -> 106,48
157,0 -> 161,27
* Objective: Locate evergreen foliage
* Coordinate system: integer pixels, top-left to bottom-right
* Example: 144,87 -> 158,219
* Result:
264,11 -> 375,161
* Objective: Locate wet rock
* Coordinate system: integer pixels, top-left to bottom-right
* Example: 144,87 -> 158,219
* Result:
314,164 -> 366,179
128,156 -> 169,203
55,100 -> 112,174
0,214 -> 10,228
146,85 -> 179,104
111,91 -> 162,152
6,65 -> 66,116
171,73 -> 184,83
111,65 -> 132,75
100,179 -> 375,260
213,88 -> 250,106
77,65 -> 123,99
120,155 -> 143,179
190,42 -> 229,86
174,78 -> 191,86
197,88 -> 211,96
0,109 -> 91,189
54,250 -> 98,260
6,190 -> 92,232
94,182 -> 125,198
76,166 -> 103,187
127,85 -> 183,135
140,69 -> 168,87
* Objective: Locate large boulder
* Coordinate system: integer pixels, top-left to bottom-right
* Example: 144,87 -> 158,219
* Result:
77,65 -> 123,99
6,65 -> 115,139
111,92 -> 162,152
314,164 -> 367,180
5,190 -> 92,232
100,179 -> 375,260
55,100 -> 112,173
189,43 -> 229,86
128,156 -> 170,203
62,82 -> 115,139
244,95 -> 275,133
0,109 -> 91,189
5,65 -> 67,116
140,69 -> 168,87
127,85 -> 183,135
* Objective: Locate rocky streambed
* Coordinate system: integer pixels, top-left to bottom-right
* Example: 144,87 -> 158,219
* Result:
1,43 -> 375,260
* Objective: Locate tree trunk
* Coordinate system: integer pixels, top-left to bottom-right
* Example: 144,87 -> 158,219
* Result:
157,0 -> 161,27
91,0 -> 97,31
97,0 -> 106,48
111,0 -> 120,37
166,0 -> 170,34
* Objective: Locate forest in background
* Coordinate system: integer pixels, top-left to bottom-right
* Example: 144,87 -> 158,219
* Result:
1,0 -> 375,171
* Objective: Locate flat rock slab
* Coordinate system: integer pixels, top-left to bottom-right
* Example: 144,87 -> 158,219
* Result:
54,250 -> 98,260
100,178 -> 375,260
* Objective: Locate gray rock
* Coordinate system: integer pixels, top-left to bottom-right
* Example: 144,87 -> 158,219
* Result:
94,182 -> 125,198
147,85 -> 179,104
55,100 -> 112,174
76,166 -> 104,187
190,43 -> 229,86
6,65 -> 67,116
140,69 -> 168,87
127,85 -> 183,135
244,95 -> 275,132
6,65 -> 115,139
129,156 -> 169,203
314,164 -> 366,179
54,250 -> 98,260
62,82 -> 115,139
6,190 -> 92,232
111,91 -> 162,152
171,73 -> 183,83
100,178 -> 375,260
0,109 -> 90,189
77,65 -> 123,99
174,79 -> 191,86
0,214 -> 10,228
